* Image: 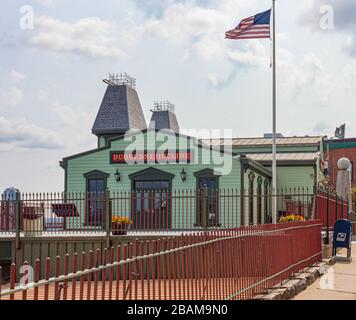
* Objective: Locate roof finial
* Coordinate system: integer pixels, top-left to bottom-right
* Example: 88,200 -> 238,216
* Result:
151,100 -> 175,113
103,72 -> 136,89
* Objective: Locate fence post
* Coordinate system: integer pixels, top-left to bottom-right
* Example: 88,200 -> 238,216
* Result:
335,194 -> 338,222
105,188 -> 111,248
326,190 -> 330,245
201,187 -> 209,229
240,188 -> 245,226
15,191 -> 22,249
313,186 -> 318,220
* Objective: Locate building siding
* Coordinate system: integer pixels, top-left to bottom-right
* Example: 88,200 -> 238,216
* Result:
65,131 -> 246,228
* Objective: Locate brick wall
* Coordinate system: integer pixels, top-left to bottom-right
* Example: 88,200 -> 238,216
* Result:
324,142 -> 356,188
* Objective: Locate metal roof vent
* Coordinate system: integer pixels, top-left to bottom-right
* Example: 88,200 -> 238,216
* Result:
149,100 -> 180,133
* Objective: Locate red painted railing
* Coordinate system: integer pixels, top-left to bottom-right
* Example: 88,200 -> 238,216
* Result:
0,221 -> 322,300
315,189 -> 348,231
0,188 -> 314,236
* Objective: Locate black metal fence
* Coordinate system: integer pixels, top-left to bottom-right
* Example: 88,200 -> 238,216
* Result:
0,187 -> 318,237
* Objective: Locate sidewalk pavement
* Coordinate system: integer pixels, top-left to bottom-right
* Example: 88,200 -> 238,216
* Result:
293,243 -> 356,300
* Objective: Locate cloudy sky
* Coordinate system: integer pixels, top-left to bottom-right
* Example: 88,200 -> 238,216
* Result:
0,0 -> 356,192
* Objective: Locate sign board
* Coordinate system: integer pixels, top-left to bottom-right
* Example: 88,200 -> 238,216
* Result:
110,150 -> 193,164
52,204 -> 79,217
332,219 -> 352,258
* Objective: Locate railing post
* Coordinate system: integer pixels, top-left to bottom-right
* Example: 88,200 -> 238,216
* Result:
240,188 -> 245,226
335,194 -> 338,222
326,190 -> 330,245
105,188 -> 111,248
15,191 -> 22,249
201,187 -> 209,229
313,186 -> 318,220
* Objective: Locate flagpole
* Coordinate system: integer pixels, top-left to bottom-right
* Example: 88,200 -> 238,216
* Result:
272,0 -> 277,224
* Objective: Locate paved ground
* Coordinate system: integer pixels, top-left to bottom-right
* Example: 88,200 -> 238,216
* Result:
0,277 -> 262,300
294,243 -> 356,300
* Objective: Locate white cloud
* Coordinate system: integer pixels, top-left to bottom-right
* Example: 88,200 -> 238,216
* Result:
312,121 -> 332,135
0,86 -> 24,106
36,0 -> 59,5
50,101 -> 93,148
10,69 -> 25,82
29,16 -> 131,59
0,101 -> 94,152
26,1 -> 268,84
342,63 -> 356,91
143,4 -> 226,47
278,51 -> 330,105
139,1 -> 271,87
300,0 -> 356,58
0,116 -> 63,151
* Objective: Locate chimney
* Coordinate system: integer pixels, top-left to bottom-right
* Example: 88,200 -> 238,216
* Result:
148,101 -> 180,133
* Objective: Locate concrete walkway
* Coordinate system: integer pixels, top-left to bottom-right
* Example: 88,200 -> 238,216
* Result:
294,243 -> 356,300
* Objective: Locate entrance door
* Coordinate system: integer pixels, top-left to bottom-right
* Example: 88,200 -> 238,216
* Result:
133,180 -> 171,230
198,177 -> 219,227
87,178 -> 104,226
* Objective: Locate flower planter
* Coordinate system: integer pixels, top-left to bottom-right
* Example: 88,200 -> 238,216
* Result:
112,222 -> 129,235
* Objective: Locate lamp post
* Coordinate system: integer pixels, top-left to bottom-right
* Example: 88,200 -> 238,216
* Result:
114,169 -> 121,182
180,168 -> 187,182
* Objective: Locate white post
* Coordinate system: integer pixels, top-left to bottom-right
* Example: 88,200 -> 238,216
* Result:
272,0 -> 277,224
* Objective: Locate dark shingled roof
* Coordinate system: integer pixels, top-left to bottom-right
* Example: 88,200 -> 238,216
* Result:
92,85 -> 147,136
148,110 -> 180,133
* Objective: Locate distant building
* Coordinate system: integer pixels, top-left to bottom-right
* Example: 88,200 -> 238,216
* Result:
1,187 -> 20,231
324,138 -> 356,189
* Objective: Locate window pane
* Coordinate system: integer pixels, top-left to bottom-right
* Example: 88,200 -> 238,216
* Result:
134,180 -> 169,191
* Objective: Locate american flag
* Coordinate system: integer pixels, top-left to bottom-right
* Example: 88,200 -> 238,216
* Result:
225,9 -> 271,40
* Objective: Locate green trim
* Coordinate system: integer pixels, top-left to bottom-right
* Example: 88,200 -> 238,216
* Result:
194,168 -> 221,193
255,160 -> 316,166
240,163 -> 245,226
239,155 -> 272,178
62,129 -> 236,163
128,167 -> 175,182
83,170 -> 110,179
324,141 -> 356,149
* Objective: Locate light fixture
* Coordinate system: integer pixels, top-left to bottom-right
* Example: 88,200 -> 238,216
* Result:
180,168 -> 187,182
114,169 -> 121,182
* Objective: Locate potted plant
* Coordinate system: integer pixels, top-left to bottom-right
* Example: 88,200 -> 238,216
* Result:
112,216 -> 132,235
279,214 -> 305,223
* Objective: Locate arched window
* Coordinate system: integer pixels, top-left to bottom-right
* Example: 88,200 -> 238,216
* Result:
83,170 -> 109,226
248,172 -> 255,225
257,176 -> 263,224
264,179 -> 270,223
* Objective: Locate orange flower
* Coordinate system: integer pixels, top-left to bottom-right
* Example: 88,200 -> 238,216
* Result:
112,216 -> 133,224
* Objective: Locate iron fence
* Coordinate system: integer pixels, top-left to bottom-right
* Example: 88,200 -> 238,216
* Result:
0,220 -> 322,300
0,188 -> 316,236
315,189 -> 348,244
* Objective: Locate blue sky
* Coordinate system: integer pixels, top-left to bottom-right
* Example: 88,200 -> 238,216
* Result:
1,0 -> 356,191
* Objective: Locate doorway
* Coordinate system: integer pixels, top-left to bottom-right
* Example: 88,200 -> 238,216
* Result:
84,170 -> 109,227
129,168 -> 174,230
194,169 -> 220,227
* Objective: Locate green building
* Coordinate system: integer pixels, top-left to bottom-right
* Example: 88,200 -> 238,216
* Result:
60,74 -> 325,229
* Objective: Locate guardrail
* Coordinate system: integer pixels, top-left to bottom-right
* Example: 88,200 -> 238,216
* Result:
0,221 -> 322,300
315,189 -> 348,244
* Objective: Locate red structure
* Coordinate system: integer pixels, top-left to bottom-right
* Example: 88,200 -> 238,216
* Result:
0,221 -> 322,300
324,138 -> 356,189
